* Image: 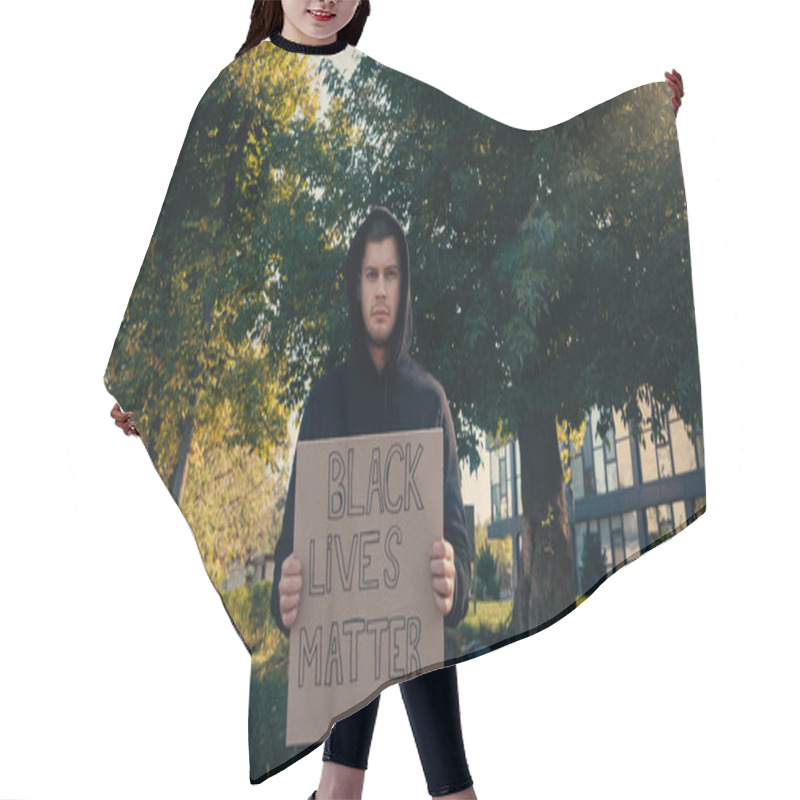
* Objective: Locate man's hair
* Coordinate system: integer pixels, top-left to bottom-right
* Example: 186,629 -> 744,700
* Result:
346,208 -> 409,303
345,206 -> 413,370
358,216 -> 405,275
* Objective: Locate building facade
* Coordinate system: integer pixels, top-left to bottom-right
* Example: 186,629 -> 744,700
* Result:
487,393 -> 706,597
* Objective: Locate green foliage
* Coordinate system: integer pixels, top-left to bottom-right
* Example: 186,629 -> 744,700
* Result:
220,581 -> 272,655
247,625 -> 308,778
475,542 -> 501,601
185,435 -> 288,590
320,64 -> 702,455
104,48 -> 334,499
445,600 -> 513,657
223,580 -> 309,776
462,599 -> 513,634
106,50 -> 704,656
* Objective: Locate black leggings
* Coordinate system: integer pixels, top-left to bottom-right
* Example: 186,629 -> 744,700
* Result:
322,664 -> 473,797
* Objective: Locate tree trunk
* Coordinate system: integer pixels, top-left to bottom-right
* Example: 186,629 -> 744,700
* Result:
511,409 -> 576,637
166,292 -> 213,506
168,410 -> 196,504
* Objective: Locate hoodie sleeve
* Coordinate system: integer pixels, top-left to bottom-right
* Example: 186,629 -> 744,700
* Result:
270,389 -> 315,638
440,394 -> 472,628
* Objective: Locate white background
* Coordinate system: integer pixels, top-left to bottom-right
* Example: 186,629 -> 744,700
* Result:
1,1 -> 796,798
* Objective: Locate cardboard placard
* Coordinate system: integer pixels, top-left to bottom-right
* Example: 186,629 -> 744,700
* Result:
286,428 -> 444,746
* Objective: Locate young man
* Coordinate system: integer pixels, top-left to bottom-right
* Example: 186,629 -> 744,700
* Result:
271,206 -> 476,800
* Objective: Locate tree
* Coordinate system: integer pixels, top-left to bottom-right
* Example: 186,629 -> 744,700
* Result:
317,61 -> 702,636
107,50 -> 703,645
105,49 -> 344,506
184,399 -> 289,589
475,542 -> 501,601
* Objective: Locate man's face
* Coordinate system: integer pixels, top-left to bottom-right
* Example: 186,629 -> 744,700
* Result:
358,236 -> 402,353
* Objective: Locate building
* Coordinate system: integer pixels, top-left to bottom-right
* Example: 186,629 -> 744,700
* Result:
221,552 -> 275,593
487,392 -> 706,597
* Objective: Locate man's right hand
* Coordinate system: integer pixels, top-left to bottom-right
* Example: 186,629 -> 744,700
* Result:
278,554 -> 303,630
111,402 -> 140,437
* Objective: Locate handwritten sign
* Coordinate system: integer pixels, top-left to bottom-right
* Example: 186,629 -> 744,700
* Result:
286,428 -> 444,746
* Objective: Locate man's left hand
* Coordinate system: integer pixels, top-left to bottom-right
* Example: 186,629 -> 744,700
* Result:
430,538 -> 456,616
665,68 -> 684,116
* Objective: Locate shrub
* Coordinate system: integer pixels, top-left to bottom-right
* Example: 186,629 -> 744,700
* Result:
475,542 -> 500,600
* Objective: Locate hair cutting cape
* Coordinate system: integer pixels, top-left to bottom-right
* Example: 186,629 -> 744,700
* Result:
104,35 -> 706,785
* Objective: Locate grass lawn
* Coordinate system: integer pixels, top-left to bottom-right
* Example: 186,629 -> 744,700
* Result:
461,598 -> 513,630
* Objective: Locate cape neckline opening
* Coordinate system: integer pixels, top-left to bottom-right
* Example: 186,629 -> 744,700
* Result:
269,32 -> 348,55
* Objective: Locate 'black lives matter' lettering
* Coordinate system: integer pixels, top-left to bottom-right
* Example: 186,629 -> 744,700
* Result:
297,614 -> 422,688
327,443 -> 425,520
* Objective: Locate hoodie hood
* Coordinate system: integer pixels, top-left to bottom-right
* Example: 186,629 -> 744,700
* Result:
345,206 -> 413,379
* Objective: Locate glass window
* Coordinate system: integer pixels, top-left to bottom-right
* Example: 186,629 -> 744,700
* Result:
599,516 -> 612,570
673,500 -> 687,529
693,496 -> 706,514
657,442 -> 674,479
575,521 -> 588,572
616,438 -> 634,488
623,510 -> 640,558
613,408 -> 629,438
498,452 -> 508,518
613,409 -> 634,488
583,419 -> 593,480
606,461 -> 619,492
594,447 -> 607,494
670,419 -> 697,474
657,503 -> 674,538
491,483 -> 500,522
507,442 -> 515,497
604,426 -> 616,461
639,436 -> 658,483
637,390 -> 652,429
653,402 -> 670,445
603,417 -> 619,492
645,506 -> 659,539
584,463 -> 596,496
695,432 -> 705,469
591,406 -> 601,443
571,455 -> 585,499
611,528 -> 625,567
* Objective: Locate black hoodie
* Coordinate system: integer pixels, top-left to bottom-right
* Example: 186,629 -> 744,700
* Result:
270,207 -> 471,637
